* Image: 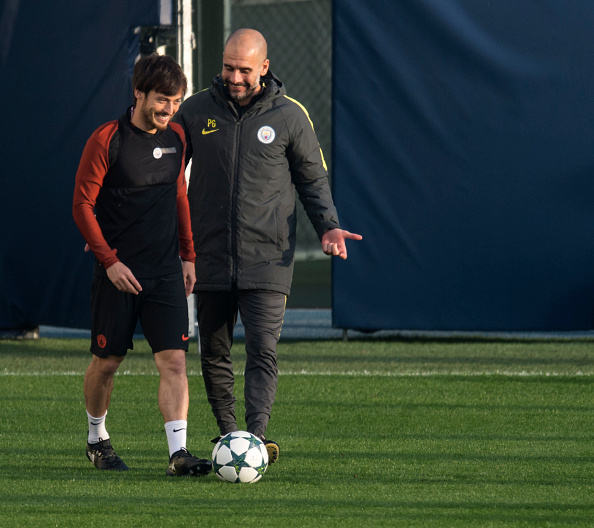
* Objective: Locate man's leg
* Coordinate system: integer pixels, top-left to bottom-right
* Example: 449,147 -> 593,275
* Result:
141,274 -> 212,477
239,290 -> 286,441
152,349 -> 211,477
84,354 -> 124,418
84,354 -> 129,470
86,274 -> 137,469
196,290 -> 239,437
155,348 -> 211,477
154,349 -> 189,422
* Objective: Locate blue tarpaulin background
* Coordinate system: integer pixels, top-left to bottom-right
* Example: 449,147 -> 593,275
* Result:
332,0 -> 594,331
0,1 -> 162,330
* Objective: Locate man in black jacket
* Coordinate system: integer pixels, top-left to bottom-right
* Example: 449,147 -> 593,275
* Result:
174,29 -> 361,463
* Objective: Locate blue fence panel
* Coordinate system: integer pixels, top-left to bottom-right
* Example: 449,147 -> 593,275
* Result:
0,1 -> 160,329
332,1 -> 594,331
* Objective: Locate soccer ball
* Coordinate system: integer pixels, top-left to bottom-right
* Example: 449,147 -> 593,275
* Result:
212,431 -> 269,483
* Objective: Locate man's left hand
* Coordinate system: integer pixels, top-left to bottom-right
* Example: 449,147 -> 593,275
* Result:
321,229 -> 363,260
182,260 -> 196,297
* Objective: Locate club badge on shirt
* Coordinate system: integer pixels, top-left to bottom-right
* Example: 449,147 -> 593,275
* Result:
257,126 -> 275,144
153,147 -> 177,159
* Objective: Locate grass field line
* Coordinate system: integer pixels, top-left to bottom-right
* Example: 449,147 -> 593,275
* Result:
2,369 -> 592,377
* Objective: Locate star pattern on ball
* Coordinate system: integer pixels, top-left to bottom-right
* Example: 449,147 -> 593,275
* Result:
212,432 -> 269,483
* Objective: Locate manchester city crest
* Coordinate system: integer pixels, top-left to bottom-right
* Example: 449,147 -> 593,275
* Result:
257,126 -> 275,144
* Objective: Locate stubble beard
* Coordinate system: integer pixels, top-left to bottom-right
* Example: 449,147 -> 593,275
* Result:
226,75 -> 261,104
139,104 -> 169,132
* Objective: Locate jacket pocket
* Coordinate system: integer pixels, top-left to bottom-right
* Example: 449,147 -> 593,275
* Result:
275,201 -> 283,250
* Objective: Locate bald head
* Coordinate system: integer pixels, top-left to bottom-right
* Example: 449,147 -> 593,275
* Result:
225,29 -> 268,63
222,29 -> 270,106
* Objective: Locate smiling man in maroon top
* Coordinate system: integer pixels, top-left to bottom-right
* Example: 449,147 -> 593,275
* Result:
73,54 -> 211,477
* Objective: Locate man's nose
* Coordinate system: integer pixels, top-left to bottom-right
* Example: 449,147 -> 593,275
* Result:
229,70 -> 242,84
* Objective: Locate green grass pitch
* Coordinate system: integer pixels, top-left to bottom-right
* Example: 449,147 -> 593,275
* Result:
1,337 -> 593,527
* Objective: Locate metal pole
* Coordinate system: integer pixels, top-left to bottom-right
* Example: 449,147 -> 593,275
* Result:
178,0 -> 195,96
223,0 -> 232,41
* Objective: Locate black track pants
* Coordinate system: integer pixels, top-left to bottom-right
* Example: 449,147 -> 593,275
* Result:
196,289 -> 286,439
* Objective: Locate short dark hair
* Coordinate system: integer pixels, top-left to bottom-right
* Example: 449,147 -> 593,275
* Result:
132,54 -> 187,103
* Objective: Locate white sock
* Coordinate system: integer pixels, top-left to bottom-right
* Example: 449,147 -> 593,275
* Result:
87,411 -> 109,443
165,420 -> 188,457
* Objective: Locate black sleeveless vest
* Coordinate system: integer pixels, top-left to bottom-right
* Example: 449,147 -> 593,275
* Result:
94,111 -> 185,278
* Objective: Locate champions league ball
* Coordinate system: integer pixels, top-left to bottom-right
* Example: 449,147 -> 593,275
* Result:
212,431 -> 269,483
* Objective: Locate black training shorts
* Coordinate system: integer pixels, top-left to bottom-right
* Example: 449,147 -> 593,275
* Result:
90,271 -> 190,357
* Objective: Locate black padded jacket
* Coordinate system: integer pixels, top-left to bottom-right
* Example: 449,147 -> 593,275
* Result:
174,72 -> 340,294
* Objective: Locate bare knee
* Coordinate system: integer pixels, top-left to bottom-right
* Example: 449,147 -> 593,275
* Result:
88,355 -> 124,379
155,349 -> 187,377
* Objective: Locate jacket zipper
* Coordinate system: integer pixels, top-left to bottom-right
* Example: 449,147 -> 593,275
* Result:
231,116 -> 242,285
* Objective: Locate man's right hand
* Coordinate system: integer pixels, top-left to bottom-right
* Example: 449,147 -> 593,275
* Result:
106,262 -> 142,295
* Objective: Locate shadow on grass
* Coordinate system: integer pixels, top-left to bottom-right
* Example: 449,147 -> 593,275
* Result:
3,466 -> 593,527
